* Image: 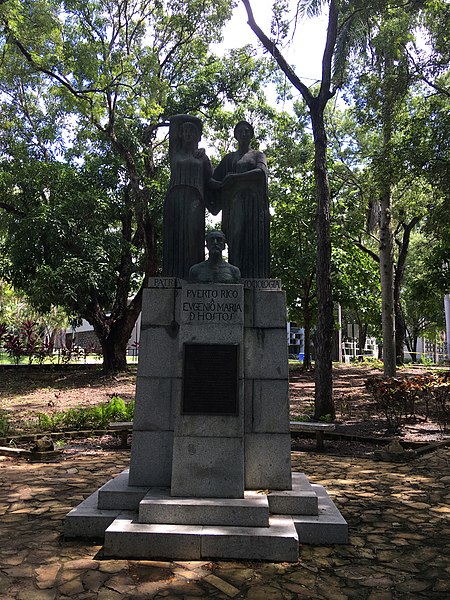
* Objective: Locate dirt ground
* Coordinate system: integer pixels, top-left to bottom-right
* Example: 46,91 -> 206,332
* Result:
0,363 -> 448,451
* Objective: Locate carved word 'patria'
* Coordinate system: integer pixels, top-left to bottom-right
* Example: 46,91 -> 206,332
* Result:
149,277 -> 177,288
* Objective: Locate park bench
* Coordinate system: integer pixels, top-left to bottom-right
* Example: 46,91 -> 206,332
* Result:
109,420 -> 335,451
289,421 -> 335,451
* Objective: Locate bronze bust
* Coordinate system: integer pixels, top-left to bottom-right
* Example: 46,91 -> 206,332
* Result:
189,231 -> 241,284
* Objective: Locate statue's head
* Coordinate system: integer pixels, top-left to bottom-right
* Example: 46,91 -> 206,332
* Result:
179,120 -> 202,145
168,114 -> 202,155
205,230 -> 226,256
234,120 -> 254,142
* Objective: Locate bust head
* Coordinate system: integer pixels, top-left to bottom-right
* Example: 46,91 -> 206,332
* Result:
189,230 -> 240,283
205,230 -> 226,259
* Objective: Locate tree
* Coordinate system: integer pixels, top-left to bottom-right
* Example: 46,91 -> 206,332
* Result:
241,0 -> 345,419
330,101 -> 438,366
268,108 -> 317,370
0,0 -> 269,372
401,234 -> 445,360
342,0 -> 449,373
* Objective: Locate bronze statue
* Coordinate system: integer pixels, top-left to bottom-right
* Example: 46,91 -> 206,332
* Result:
189,230 -> 241,284
162,115 -> 212,280
209,121 -> 270,278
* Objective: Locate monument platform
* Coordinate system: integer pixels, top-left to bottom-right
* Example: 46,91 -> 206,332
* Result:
65,468 -> 348,561
64,279 -> 348,561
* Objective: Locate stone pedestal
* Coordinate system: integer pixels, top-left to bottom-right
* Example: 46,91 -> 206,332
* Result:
64,277 -> 348,561
128,278 -> 292,495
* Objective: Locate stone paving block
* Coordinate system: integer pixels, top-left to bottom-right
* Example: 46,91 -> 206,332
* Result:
139,491 -> 269,527
128,431 -> 173,487
64,491 -> 121,539
173,383 -> 244,438
141,287 -> 176,327
97,470 -> 151,510
293,484 -> 348,544
103,516 -> 202,560
201,516 -> 299,562
180,323 -> 244,346
137,326 -> 182,378
243,287 -> 254,328
268,472 -> 318,515
103,516 -> 298,562
180,284 -> 244,327
246,379 -> 290,434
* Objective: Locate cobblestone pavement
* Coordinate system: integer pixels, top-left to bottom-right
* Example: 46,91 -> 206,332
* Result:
0,447 -> 449,599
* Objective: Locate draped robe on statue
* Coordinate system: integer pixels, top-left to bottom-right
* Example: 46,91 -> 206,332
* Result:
211,149 -> 269,279
163,150 -> 212,280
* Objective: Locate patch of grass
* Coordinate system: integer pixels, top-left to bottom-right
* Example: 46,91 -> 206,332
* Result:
35,396 -> 135,433
0,411 -> 14,437
352,357 -> 384,370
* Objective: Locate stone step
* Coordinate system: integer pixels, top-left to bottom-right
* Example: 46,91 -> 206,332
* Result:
103,514 -> 299,562
139,490 -> 269,527
268,472 -> 318,515
64,491 -> 121,539
97,469 -> 151,510
293,484 -> 348,544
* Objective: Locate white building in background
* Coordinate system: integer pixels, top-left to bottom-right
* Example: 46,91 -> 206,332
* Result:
65,315 -> 141,359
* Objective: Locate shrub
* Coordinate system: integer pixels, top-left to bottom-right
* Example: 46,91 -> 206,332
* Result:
365,371 -> 450,431
0,320 -> 53,365
0,411 -> 13,437
35,396 -> 135,433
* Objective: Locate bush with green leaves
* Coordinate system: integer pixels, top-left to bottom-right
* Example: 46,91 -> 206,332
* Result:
0,410 -> 14,437
36,396 -> 134,432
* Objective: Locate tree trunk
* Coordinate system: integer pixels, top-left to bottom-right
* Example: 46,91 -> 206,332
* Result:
394,302 -> 406,365
90,288 -> 143,374
411,335 -> 418,362
311,106 -> 335,420
358,322 -> 368,361
379,188 -> 396,377
101,336 -> 129,373
378,51 -> 396,378
241,0 -> 337,420
394,217 -> 421,365
303,303 -> 313,371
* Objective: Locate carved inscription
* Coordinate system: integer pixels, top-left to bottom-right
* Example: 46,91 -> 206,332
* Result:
183,344 -> 239,415
242,278 -> 282,290
181,285 -> 243,324
148,277 -> 177,289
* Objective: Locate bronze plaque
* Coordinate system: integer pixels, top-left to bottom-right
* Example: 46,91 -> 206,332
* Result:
182,344 -> 239,415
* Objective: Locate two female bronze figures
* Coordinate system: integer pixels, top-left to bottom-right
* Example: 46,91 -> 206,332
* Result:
162,115 -> 269,280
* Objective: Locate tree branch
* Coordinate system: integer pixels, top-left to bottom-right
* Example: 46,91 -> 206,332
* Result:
319,0 -> 338,104
0,201 -> 25,217
241,0 -> 313,107
350,236 -> 380,263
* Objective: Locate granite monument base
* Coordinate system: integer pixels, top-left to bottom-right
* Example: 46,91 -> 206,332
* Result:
64,278 -> 348,561
65,469 -> 348,561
